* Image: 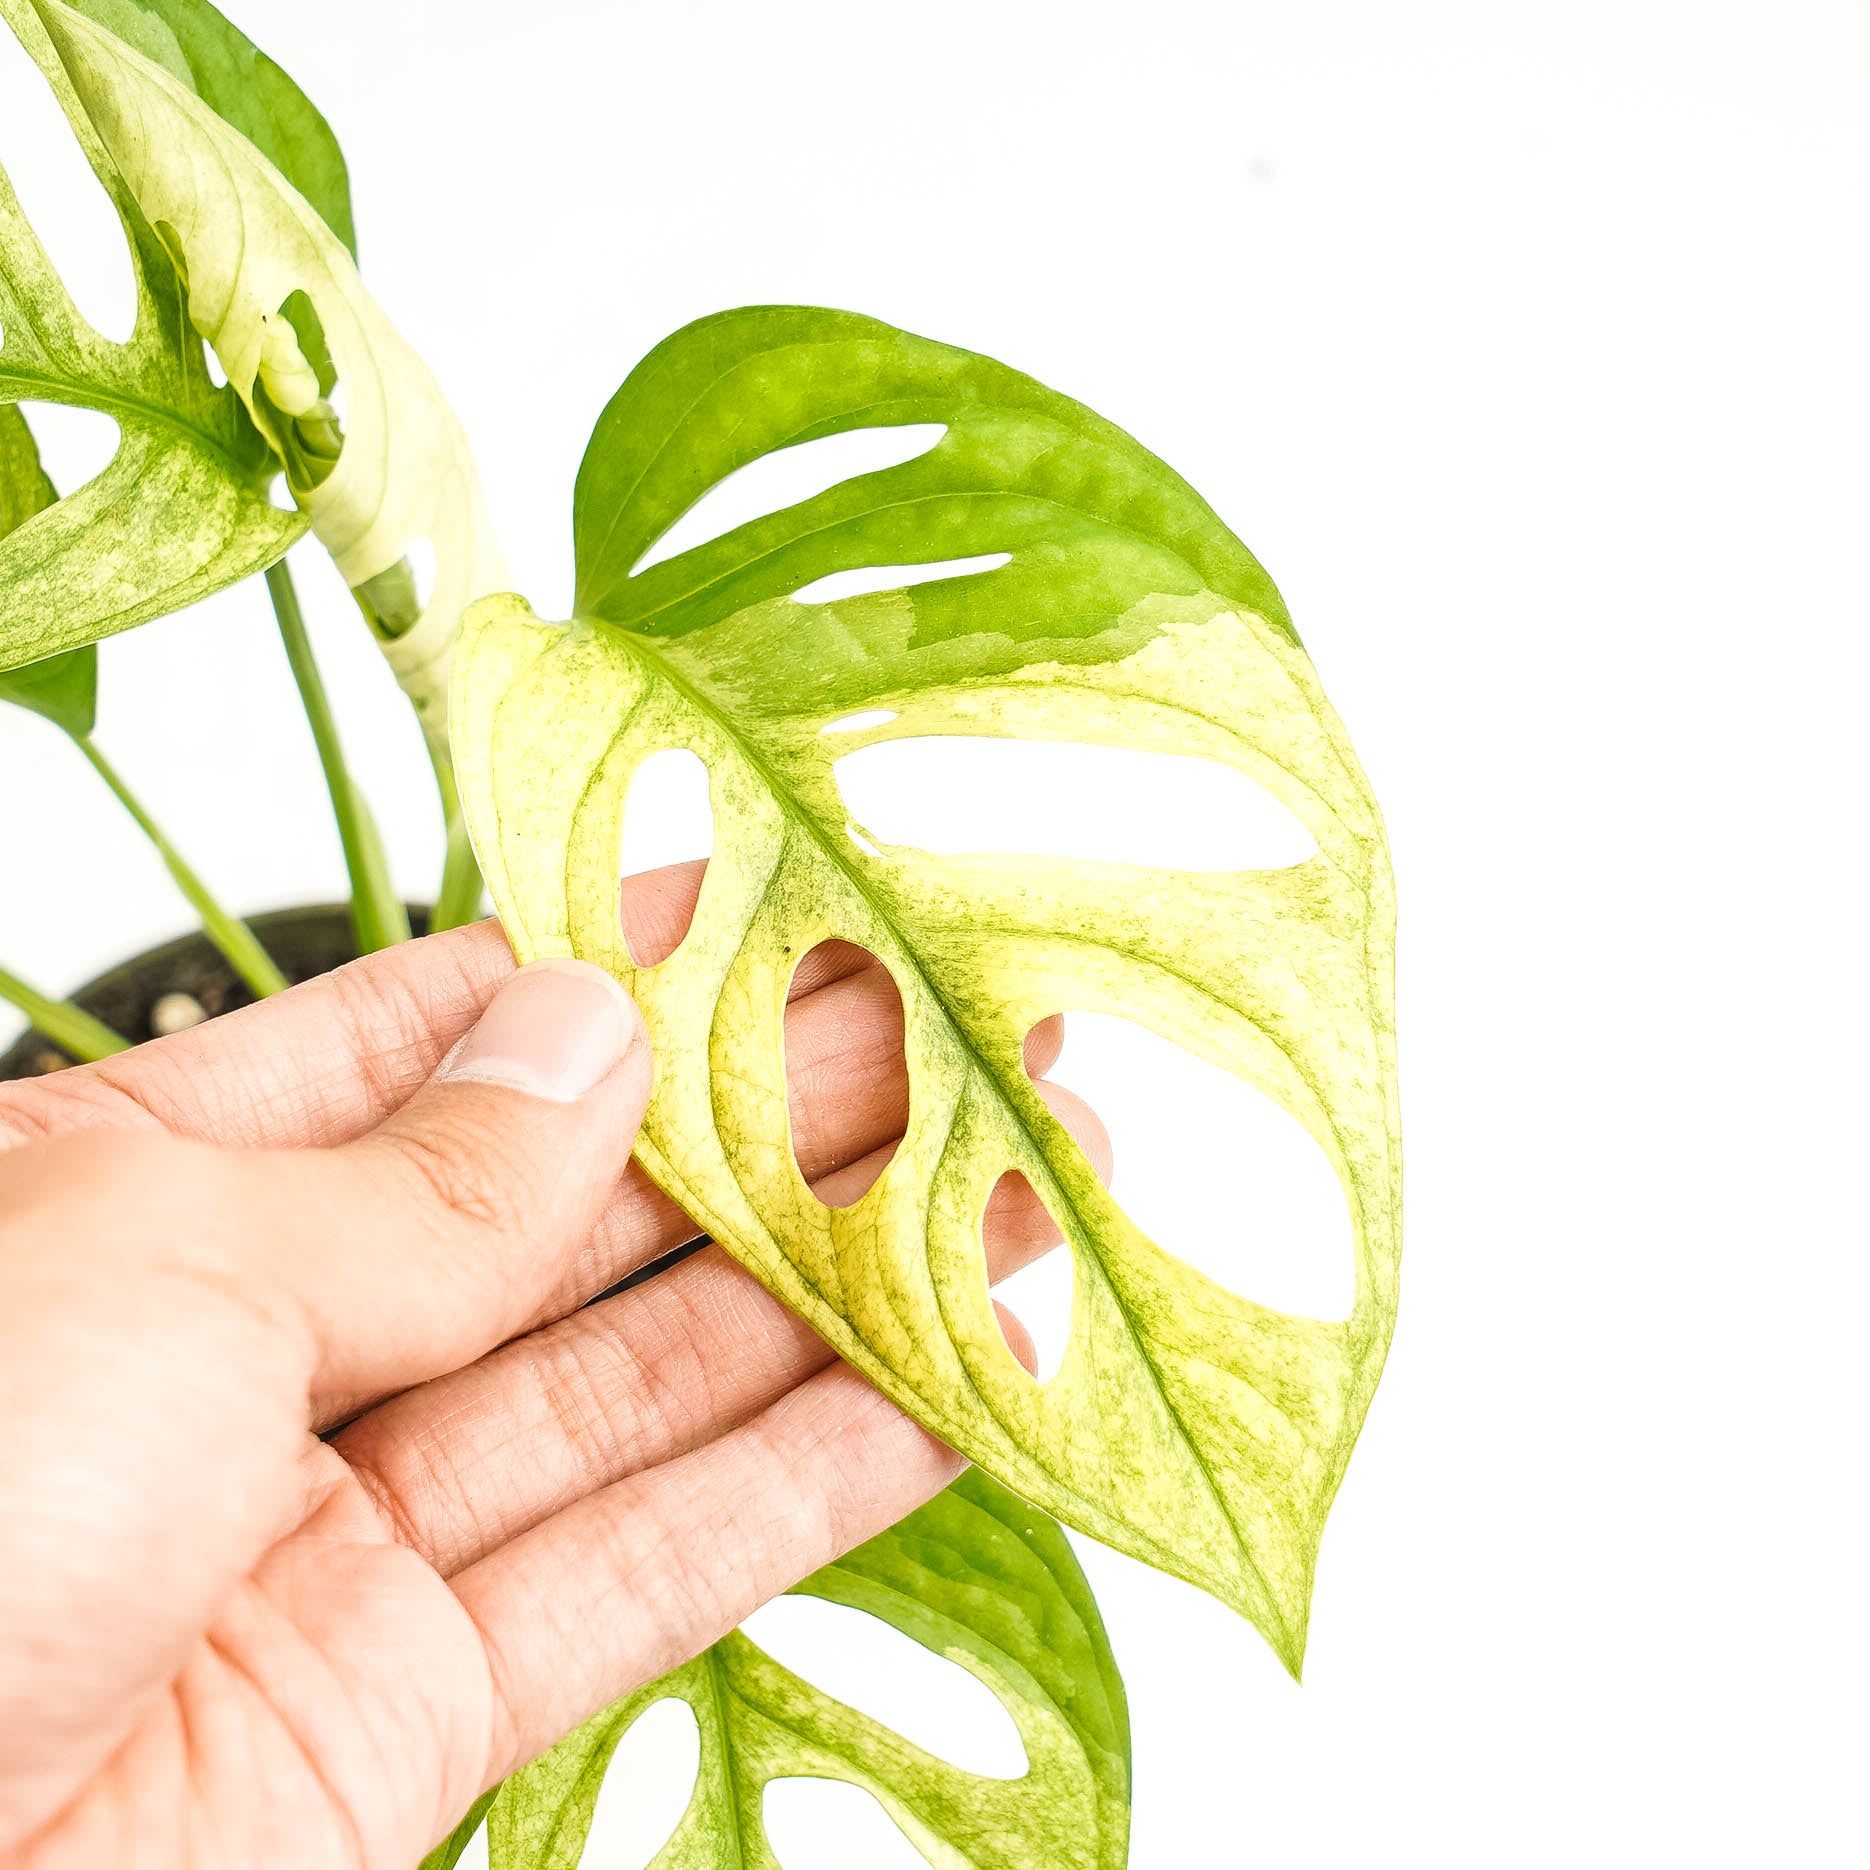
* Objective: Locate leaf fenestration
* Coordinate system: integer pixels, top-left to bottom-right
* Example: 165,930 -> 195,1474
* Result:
481,1472 -> 1129,1870
457,308 -> 1401,1669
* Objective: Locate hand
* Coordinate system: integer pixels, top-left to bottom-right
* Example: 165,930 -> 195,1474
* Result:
0,862 -> 1107,1868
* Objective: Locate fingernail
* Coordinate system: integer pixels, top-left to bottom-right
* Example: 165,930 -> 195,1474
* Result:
435,958 -> 644,1102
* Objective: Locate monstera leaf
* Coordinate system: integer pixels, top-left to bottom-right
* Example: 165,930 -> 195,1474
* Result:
430,1472 -> 1129,1870
454,307 -> 1401,1670
0,3 -> 304,674
50,0 -> 357,254
0,406 -> 95,733
8,0 -> 503,757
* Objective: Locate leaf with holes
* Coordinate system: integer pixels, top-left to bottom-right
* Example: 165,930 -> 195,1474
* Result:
468,1470 -> 1128,1870
0,2 -> 305,675
7,0 -> 503,757
0,403 -> 95,733
455,305 -> 1400,1671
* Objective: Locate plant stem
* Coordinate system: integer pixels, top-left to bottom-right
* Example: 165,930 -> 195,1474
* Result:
0,963 -> 129,1061
266,559 -> 411,952
74,736 -> 290,999
428,750 -> 485,932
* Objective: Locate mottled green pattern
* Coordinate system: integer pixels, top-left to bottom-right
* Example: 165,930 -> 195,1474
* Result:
9,0 -> 502,757
482,1473 -> 1128,1870
0,406 -> 95,735
458,309 -> 1400,1670
0,0 -> 304,673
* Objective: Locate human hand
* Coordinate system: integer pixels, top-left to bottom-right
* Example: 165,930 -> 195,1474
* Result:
0,861 -> 1106,1868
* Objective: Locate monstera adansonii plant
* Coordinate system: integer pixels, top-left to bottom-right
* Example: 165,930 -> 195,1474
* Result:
456,306 -> 1400,1674
2,3 -> 1398,1862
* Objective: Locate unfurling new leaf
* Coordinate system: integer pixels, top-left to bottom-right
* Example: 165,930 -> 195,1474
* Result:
455,307 -> 1401,1671
6,0 -> 503,759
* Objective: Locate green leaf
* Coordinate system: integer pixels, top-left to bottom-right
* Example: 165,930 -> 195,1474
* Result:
421,1791 -> 498,1870
10,0 -> 504,760
456,307 -> 1401,1670
0,636 -> 95,735
0,405 -> 95,733
485,1471 -> 1129,1870
51,0 -> 356,253
0,0 -> 306,677
0,398 -> 57,524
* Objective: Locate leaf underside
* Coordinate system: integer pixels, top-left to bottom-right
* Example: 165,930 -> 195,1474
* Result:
6,0 -> 502,754
0,0 -> 304,673
456,306 -> 1402,1670
471,1471 -> 1129,1870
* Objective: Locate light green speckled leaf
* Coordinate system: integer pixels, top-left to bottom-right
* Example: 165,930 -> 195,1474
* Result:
0,2 -> 303,672
476,1471 -> 1128,1870
456,306 -> 1400,1670
10,0 -> 503,757
0,404 -> 94,734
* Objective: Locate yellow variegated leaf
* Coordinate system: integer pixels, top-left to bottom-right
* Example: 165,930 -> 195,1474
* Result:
455,307 -> 1400,1670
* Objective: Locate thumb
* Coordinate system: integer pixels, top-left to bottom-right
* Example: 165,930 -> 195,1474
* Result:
259,956 -> 653,1409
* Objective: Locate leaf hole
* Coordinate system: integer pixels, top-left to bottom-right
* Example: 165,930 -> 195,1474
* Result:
785,941 -> 907,1205
579,1695 -> 700,1868
353,541 -> 433,639
764,1779 -> 926,1869
15,401 -> 120,498
743,1595 -> 1028,1779
988,1171 -> 1075,1384
1062,1010 -> 1355,1320
632,424 -> 947,574
617,750 -> 714,964
403,537 -> 436,612
278,290 -> 337,398
0,33 -> 138,342
819,709 -> 899,736
834,738 -> 1317,872
792,552 -> 1011,606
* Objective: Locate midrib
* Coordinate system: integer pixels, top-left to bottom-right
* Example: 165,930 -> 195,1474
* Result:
605,620 -> 1278,1635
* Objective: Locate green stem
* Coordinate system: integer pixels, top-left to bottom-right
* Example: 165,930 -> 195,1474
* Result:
0,963 -> 129,1061
74,736 -> 289,999
428,751 -> 485,932
266,559 -> 410,952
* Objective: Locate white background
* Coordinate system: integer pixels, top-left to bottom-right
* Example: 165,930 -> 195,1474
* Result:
3,1 -> 1866,1863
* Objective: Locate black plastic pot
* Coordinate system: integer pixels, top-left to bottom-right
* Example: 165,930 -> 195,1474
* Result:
0,905 -> 430,1081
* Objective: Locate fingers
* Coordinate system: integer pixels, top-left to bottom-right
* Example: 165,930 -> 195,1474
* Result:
336,1082 -> 1110,1577
0,850 -> 1067,1352
246,960 -> 654,1404
453,1354 -> 974,1779
0,861 -> 708,1152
